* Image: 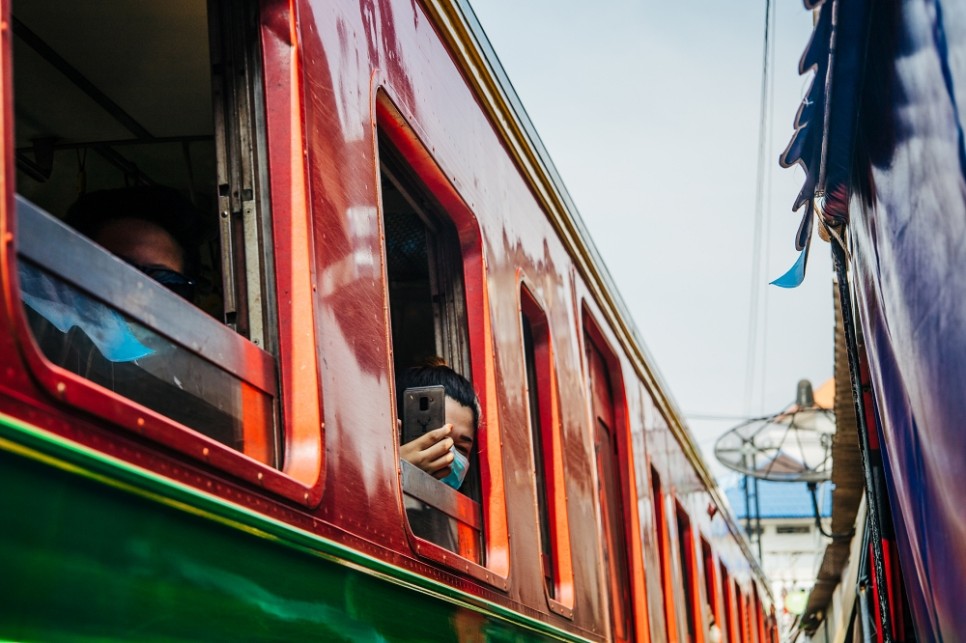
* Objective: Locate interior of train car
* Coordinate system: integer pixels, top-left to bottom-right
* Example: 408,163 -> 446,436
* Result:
12,0 -> 283,465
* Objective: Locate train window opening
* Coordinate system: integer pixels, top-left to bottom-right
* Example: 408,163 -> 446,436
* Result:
737,588 -> 750,643
701,537 -> 721,637
752,589 -> 765,643
523,311 -> 554,591
379,141 -> 471,378
379,134 -> 482,562
12,0 -> 282,467
520,285 -> 573,613
584,327 -> 634,641
675,504 -> 698,643
652,466 -> 678,640
721,564 -> 738,643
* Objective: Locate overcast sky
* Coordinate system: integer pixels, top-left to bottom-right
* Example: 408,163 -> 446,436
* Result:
467,0 -> 830,482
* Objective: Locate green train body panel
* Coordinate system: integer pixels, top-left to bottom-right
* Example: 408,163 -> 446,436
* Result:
0,416 -> 580,642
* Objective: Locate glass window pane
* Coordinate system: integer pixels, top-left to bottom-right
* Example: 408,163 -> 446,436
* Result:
20,258 -> 277,465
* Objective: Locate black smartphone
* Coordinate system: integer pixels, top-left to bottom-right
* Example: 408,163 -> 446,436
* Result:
402,385 -> 445,445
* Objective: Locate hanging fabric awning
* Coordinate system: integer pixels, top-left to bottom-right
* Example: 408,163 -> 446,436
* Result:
773,0 -> 871,288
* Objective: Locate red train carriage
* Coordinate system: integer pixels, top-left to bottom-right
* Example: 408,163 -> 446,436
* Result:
0,0 -> 776,641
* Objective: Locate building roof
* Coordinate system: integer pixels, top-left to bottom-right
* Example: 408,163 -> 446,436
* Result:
725,479 -> 832,519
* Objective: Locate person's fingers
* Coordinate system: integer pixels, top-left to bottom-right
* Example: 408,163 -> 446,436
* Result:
424,436 -> 454,460
413,424 -> 452,449
399,425 -> 456,476
399,439 -> 422,464
428,450 -> 455,478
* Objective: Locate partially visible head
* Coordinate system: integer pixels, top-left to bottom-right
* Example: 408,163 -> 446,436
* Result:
93,217 -> 185,273
66,186 -> 201,298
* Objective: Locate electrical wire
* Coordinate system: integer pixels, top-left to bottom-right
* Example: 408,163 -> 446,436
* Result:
744,0 -> 776,415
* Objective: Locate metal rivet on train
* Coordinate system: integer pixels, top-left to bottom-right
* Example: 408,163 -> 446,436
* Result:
55,382 -> 66,396
136,417 -> 145,427
258,472 -> 264,481
202,447 -> 210,457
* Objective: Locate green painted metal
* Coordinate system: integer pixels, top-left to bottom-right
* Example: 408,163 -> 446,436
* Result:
0,414 -> 586,641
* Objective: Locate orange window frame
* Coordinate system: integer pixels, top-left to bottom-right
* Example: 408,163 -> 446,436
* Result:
702,537 -> 723,639
375,91 -> 509,588
721,566 -> 739,643
519,280 -> 574,616
753,588 -> 766,643
582,309 -> 650,643
675,501 -> 702,642
738,587 -> 750,643
652,466 -> 678,641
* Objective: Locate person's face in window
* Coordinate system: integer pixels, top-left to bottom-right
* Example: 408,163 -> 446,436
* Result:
436,395 -> 475,487
445,396 -> 475,459
94,217 -> 194,300
95,217 -> 185,273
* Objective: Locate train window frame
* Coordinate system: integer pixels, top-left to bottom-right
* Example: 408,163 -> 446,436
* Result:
651,465 -> 678,640
721,568 -> 739,643
738,586 -> 751,643
375,92 -> 509,589
702,536 -> 724,636
733,586 -> 744,643
581,307 -> 649,642
674,500 -> 700,642
519,279 -> 574,617
753,588 -> 766,643
4,0 -> 324,504
380,132 -> 482,562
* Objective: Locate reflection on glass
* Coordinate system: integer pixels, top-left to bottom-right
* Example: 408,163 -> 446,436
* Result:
19,259 -> 276,465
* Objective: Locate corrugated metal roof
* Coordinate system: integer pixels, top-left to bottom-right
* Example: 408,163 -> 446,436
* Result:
725,479 -> 832,519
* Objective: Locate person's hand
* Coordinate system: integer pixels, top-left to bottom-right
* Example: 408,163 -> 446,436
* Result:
400,425 -> 454,478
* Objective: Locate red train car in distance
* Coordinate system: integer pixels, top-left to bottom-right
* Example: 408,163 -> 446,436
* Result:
0,0 -> 777,641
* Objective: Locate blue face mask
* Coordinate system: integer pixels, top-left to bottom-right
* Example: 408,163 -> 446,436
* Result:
441,446 -> 470,489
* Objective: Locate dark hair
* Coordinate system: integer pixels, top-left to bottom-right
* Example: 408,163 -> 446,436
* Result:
397,357 -> 480,429
65,186 -> 202,277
